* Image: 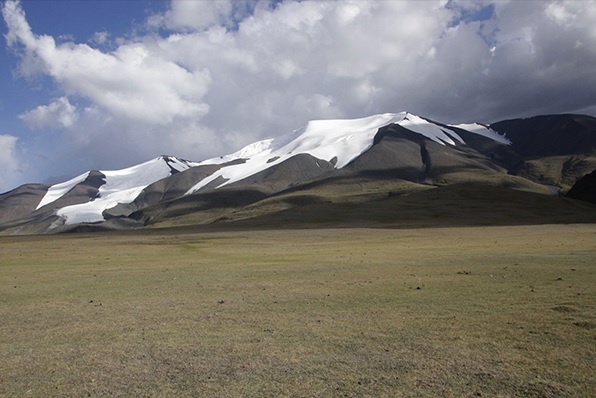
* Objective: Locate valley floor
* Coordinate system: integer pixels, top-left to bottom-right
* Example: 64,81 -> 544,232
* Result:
1,224 -> 595,397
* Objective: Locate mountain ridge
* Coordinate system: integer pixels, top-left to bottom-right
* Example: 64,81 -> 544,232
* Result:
1,111 -> 595,235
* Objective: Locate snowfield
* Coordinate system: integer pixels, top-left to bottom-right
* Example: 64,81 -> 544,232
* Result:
186,113 -> 409,194
451,122 -> 511,145
185,112 -> 508,194
53,157 -> 199,225
36,171 -> 90,210
38,112 -> 510,225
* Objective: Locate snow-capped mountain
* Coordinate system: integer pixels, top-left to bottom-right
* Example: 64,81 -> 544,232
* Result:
43,156 -> 200,224
185,112 -> 508,194
1,112 -> 595,234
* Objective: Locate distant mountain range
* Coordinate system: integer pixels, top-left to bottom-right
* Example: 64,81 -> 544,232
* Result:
1,112 -> 596,234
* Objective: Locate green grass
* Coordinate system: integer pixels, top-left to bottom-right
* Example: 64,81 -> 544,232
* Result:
1,225 -> 595,397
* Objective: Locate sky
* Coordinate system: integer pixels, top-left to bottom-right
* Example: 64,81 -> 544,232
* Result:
1,0 -> 596,193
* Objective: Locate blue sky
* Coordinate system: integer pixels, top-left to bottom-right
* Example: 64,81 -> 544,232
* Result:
0,0 -> 169,188
1,0 -> 596,192
9,1 -> 163,36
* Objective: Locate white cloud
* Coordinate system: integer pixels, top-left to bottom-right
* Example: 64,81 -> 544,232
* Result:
3,1 -> 211,125
545,1 -> 576,27
160,0 -> 234,31
2,0 -> 596,189
19,97 -> 78,130
89,31 -> 109,46
148,0 -> 262,32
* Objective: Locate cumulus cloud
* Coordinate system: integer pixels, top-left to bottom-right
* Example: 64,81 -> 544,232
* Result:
19,97 -> 78,130
153,0 -> 234,31
149,0 -> 259,32
2,0 -> 596,189
89,31 -> 109,46
3,0 -> 210,125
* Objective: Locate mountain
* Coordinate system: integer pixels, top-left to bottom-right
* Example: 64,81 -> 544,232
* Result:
1,112 -> 596,234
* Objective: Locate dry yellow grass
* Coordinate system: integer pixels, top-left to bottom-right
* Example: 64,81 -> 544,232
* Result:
1,224 -> 595,397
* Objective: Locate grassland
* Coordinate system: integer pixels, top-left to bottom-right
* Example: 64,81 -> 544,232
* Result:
1,224 -> 595,397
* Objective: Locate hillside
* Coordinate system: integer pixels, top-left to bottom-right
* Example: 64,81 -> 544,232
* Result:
1,112 -> 595,234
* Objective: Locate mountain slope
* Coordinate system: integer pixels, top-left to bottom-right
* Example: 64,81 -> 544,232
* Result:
491,114 -> 596,191
0,183 -> 48,225
1,112 -> 595,234
183,112 -> 472,194
0,156 -> 198,233
215,184 -> 596,230
567,169 -> 596,204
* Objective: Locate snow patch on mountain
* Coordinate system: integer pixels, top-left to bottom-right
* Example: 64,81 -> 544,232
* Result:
186,112 -> 505,195
164,156 -> 202,172
36,171 -> 90,210
55,157 -> 197,225
37,112 -> 512,226
451,123 -> 511,145
399,114 -> 465,145
187,113 -> 410,194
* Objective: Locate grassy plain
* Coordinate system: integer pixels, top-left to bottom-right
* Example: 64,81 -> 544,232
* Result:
1,224 -> 595,397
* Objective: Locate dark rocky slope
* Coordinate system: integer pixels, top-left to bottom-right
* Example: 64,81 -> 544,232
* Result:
567,169 -> 596,204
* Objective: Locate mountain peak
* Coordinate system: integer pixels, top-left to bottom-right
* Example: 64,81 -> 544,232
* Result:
33,112 -> 514,220
2,112 -> 593,234
184,112 -> 509,194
